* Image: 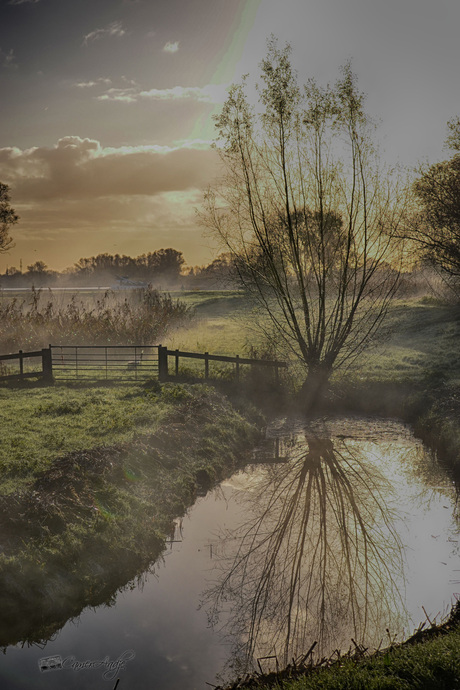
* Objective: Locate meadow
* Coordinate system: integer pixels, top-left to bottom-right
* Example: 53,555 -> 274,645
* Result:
1,286 -> 460,684
167,289 -> 460,386
2,287 -> 460,488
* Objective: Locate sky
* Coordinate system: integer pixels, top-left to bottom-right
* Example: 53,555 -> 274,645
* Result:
0,0 -> 459,273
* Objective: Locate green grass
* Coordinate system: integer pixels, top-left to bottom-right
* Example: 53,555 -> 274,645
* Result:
256,627 -> 460,689
0,383 -> 172,492
167,293 -> 460,387
0,381 -> 261,646
167,290 -> 258,355
351,299 -> 460,384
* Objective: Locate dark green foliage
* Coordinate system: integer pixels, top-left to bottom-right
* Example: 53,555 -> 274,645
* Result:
0,182 -> 18,253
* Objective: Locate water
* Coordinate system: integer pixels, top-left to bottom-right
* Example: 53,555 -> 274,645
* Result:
0,417 -> 458,689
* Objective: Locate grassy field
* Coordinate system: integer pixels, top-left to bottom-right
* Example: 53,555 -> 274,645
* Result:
1,288 -> 460,683
166,291 -> 460,386
0,383 -> 174,493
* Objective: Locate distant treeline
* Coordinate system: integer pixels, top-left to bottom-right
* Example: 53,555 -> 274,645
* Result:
0,249 -> 236,289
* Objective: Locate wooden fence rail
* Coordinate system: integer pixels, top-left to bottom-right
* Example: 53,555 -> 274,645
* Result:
158,345 -> 287,383
0,345 -> 287,384
0,348 -> 52,382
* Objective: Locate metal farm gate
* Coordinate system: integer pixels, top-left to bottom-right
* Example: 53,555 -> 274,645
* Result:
50,345 -> 158,382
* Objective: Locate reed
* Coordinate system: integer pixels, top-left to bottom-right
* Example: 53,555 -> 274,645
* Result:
0,286 -> 192,352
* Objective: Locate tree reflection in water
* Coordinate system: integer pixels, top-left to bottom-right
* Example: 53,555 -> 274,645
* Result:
203,431 -> 406,676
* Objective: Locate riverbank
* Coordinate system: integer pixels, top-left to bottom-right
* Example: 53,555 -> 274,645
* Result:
0,381 -> 261,647
2,330 -> 460,685
219,602 -> 460,689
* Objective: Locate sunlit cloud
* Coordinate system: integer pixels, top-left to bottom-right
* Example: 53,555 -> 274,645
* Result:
0,135 -> 218,201
97,87 -> 138,103
141,84 -> 227,102
83,21 -> 126,46
0,137 -> 217,269
163,41 -> 179,54
74,78 -> 112,89
97,83 -> 228,104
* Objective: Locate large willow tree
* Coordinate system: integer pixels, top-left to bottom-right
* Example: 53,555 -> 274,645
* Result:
202,39 -> 407,410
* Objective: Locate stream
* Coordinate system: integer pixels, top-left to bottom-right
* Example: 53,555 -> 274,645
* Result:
0,416 -> 459,689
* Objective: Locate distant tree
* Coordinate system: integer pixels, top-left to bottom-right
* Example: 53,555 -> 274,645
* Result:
0,183 -> 19,253
73,249 -> 185,285
25,260 -> 56,286
202,39 -> 407,411
190,253 -> 235,286
146,248 -> 185,283
26,260 -> 48,274
5,266 -> 21,276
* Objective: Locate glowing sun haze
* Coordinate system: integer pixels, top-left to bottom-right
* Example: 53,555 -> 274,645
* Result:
0,0 -> 458,272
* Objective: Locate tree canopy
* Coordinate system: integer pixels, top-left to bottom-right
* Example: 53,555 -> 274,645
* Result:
410,129 -> 460,283
0,183 -> 18,254
202,38 -> 406,410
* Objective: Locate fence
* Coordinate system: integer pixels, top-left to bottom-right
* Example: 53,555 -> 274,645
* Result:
0,345 -> 286,384
50,345 -> 158,381
0,348 -> 52,382
157,345 -> 287,383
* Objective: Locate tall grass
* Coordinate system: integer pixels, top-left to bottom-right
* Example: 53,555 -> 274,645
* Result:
0,286 -> 192,352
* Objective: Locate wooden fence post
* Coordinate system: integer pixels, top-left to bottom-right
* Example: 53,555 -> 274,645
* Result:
42,347 -> 53,383
158,345 -> 168,382
235,354 -> 240,382
19,350 -> 23,377
175,349 -> 179,377
204,352 -> 209,380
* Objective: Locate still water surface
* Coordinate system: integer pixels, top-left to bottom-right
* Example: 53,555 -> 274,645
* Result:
0,417 -> 459,689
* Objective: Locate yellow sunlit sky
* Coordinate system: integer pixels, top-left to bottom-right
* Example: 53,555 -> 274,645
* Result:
1,0 -> 459,272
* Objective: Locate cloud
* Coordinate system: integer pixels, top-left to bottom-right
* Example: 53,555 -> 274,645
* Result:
83,21 -> 126,46
0,137 -> 218,269
0,135 -> 218,202
97,83 -> 228,104
74,78 -> 113,89
163,41 -> 179,54
140,84 -> 228,102
97,87 -> 138,103
8,0 -> 40,4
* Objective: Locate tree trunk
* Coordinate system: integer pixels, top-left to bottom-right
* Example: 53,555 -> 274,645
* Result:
299,365 -> 332,415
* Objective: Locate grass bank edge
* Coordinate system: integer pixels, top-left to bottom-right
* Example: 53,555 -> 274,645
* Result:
0,382 -> 262,647
229,605 -> 460,690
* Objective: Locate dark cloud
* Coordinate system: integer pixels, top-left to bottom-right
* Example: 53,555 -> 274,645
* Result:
0,136 -> 219,202
0,137 -> 216,269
